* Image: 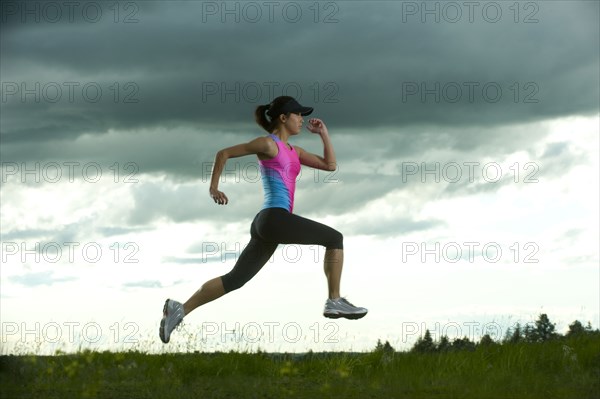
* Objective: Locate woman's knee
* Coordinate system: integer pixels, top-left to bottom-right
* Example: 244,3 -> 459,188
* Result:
327,229 -> 344,250
220,272 -> 247,293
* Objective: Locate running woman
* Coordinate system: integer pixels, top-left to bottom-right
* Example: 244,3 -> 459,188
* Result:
160,96 -> 367,343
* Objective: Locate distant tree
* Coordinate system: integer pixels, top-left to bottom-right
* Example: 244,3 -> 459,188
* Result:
502,327 -> 511,343
451,336 -> 475,352
503,323 -> 523,344
583,321 -> 600,335
566,320 -> 586,337
511,323 -> 523,343
382,341 -> 395,353
532,313 -> 558,342
412,330 -> 436,353
437,335 -> 451,352
374,339 -> 395,353
523,324 -> 535,343
479,334 -> 495,346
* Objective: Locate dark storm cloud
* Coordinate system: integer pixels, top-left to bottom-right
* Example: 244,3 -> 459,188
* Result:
1,1 -> 598,147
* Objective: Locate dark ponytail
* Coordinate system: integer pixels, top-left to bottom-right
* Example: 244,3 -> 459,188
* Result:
254,95 -> 295,133
254,104 -> 272,133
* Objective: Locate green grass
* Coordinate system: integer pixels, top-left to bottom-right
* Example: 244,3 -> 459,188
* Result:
1,335 -> 599,399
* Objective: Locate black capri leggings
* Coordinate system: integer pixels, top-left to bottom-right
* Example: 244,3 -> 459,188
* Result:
220,207 -> 343,293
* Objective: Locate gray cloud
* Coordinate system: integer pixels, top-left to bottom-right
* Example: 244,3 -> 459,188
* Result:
441,173 -> 517,197
537,139 -> 591,180
122,280 -> 163,289
162,256 -> 225,265
95,226 -> 147,237
126,177 -> 264,225
0,228 -> 56,241
121,278 -> 187,289
341,215 -> 445,238
1,221 -> 84,243
1,1 -> 597,241
9,270 -> 77,287
563,228 -> 584,239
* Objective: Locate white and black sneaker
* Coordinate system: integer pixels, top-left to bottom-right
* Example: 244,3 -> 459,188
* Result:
159,299 -> 185,343
323,297 -> 368,320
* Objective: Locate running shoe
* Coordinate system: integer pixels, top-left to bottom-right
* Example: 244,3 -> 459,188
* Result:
323,297 -> 368,320
159,299 -> 184,343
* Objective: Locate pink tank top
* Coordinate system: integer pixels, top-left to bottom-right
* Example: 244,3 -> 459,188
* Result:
258,134 -> 301,213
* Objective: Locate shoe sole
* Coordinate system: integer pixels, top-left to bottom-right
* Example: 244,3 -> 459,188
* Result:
324,312 -> 367,320
159,299 -> 170,343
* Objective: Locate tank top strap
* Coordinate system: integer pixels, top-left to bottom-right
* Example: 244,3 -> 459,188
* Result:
269,133 -> 281,142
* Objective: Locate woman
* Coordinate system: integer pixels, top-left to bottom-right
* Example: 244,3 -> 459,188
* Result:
160,96 -> 367,344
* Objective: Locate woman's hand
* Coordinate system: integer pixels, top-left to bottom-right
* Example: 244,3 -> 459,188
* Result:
209,187 -> 228,205
306,118 -> 328,136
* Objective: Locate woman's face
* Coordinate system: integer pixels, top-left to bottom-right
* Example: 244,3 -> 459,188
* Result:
281,112 -> 304,135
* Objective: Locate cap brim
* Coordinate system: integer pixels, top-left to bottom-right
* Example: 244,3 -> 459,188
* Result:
298,107 -> 313,116
280,99 -> 314,116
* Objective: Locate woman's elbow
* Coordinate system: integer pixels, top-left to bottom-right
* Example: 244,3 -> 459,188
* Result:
216,149 -> 228,161
325,162 -> 337,172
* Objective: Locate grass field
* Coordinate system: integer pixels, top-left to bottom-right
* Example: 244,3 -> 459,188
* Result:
1,335 -> 599,399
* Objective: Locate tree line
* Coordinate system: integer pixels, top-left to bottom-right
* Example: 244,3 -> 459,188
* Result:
373,314 -> 599,354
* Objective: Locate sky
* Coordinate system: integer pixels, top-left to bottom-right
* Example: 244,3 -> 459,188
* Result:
0,0 -> 599,354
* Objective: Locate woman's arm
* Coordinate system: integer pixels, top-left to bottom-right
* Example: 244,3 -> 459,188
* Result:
209,137 -> 275,205
295,118 -> 337,171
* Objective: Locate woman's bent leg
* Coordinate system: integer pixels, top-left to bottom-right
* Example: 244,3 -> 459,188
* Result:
255,208 -> 345,298
324,248 -> 343,299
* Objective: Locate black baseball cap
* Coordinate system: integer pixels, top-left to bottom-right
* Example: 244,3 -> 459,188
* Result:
268,98 -> 313,117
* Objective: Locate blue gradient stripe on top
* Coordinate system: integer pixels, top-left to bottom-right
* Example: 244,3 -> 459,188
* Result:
259,165 -> 292,211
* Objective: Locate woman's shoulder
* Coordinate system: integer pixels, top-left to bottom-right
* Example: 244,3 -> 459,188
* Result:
251,135 -> 278,159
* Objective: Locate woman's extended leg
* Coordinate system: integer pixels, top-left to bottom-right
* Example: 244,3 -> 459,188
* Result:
160,216 -> 277,343
182,236 -> 278,316
183,277 -> 225,315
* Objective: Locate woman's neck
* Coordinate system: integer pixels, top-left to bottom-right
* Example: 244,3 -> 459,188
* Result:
271,130 -> 290,144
